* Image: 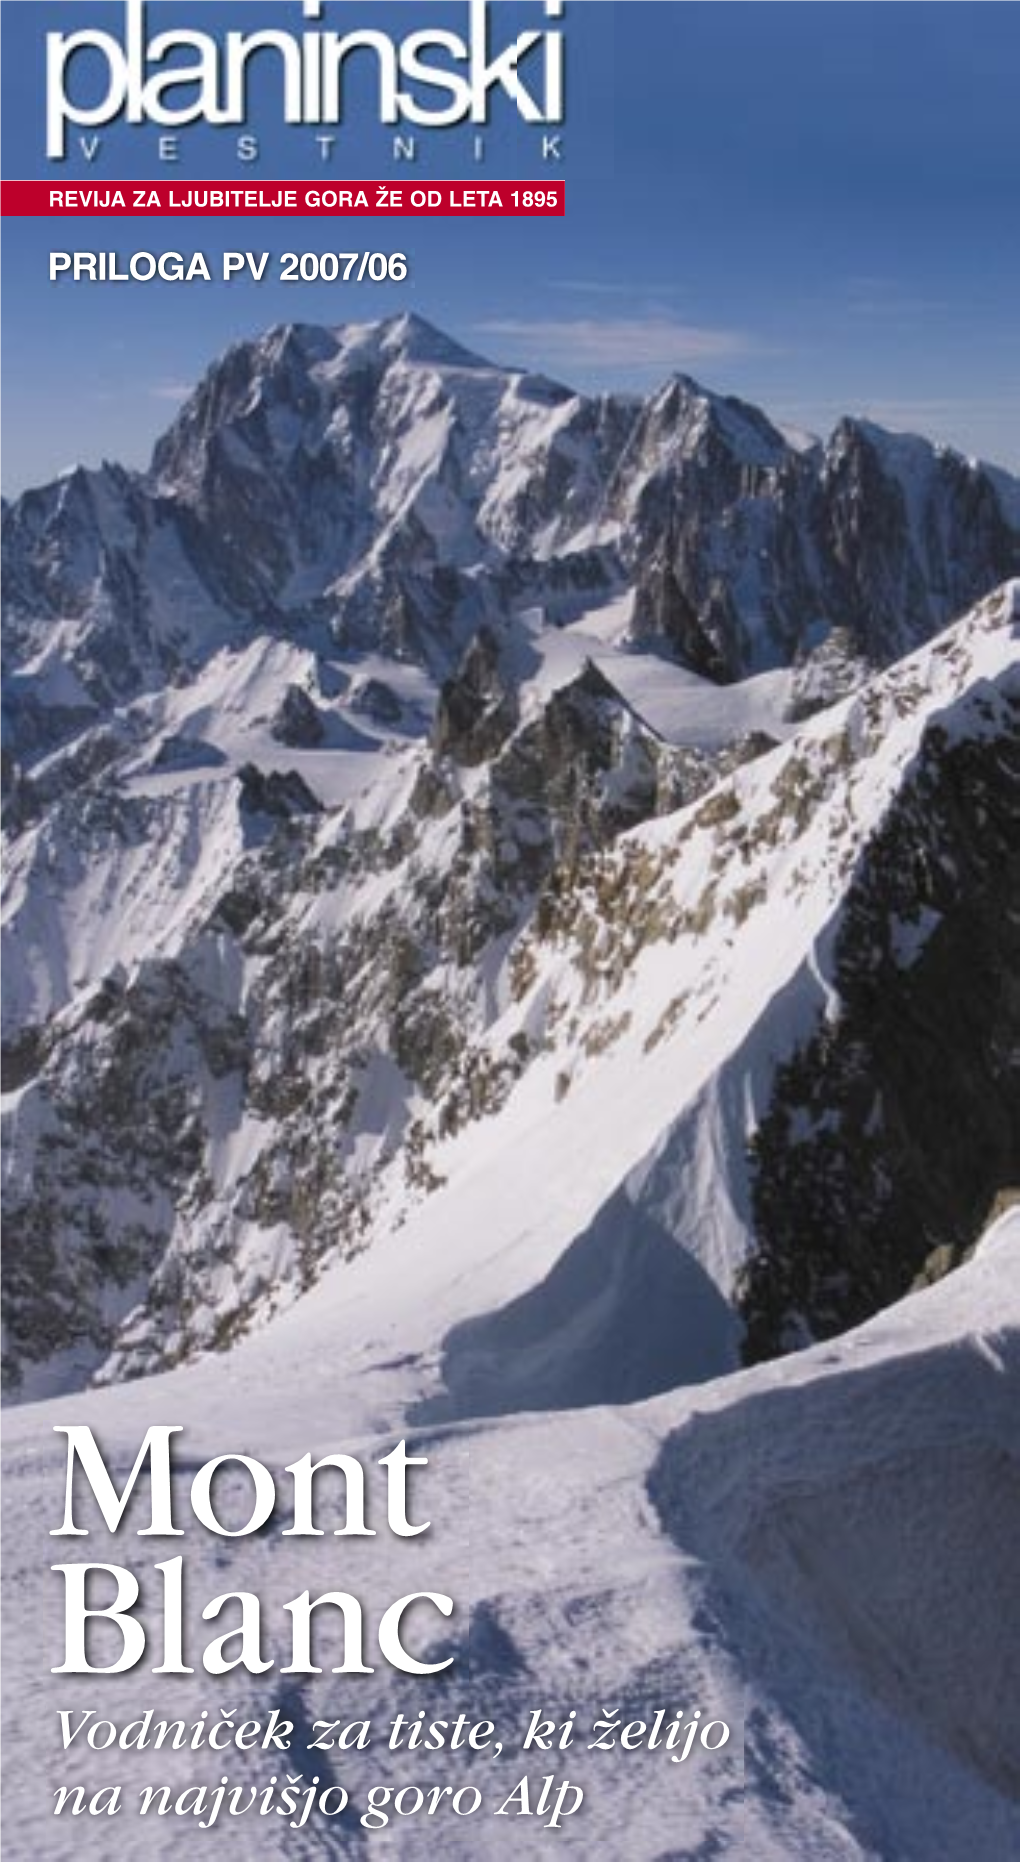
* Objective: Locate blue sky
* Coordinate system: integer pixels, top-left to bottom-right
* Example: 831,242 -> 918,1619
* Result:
2,2 -> 1019,492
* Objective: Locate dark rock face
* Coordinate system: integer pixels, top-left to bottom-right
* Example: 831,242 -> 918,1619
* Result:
237,763 -> 322,819
620,391 -> 1019,680
494,662 -> 656,835
350,677 -> 403,726
740,702 -> 1020,1360
152,735 -> 227,772
1,958 -> 246,1392
815,423 -> 1019,663
432,627 -> 518,765
631,555 -> 735,682
270,684 -> 325,748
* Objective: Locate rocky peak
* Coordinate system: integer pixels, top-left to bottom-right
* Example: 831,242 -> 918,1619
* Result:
432,625 -> 518,765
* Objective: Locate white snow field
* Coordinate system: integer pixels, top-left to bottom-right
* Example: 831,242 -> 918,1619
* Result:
2,1162 -> 1017,1861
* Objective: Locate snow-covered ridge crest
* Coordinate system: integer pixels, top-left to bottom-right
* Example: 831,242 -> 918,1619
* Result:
2,570 -> 1016,1401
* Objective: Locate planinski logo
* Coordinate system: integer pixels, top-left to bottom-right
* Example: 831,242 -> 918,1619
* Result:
46,0 -> 567,160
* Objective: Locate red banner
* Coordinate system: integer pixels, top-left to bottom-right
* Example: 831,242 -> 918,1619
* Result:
1,180 -> 564,218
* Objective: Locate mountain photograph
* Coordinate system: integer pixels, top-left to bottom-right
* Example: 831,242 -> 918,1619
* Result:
3,311 -> 1019,1401
2,310 -> 1019,1857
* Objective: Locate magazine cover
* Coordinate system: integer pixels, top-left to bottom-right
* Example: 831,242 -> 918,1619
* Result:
2,2 -> 1018,1855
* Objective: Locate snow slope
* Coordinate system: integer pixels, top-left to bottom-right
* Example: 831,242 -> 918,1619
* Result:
2,1191 -> 1016,1859
3,582 -> 1017,1401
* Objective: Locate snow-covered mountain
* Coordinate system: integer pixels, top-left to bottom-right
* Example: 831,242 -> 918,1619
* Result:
4,314 -> 1017,747
2,321 -> 1019,1401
